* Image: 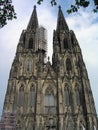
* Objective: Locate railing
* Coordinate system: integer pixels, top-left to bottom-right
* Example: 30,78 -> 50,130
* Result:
0,112 -> 16,130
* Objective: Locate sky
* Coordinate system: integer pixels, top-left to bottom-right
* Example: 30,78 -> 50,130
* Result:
0,0 -> 98,117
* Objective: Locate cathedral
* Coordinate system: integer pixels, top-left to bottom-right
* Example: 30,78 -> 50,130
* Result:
2,5 -> 98,130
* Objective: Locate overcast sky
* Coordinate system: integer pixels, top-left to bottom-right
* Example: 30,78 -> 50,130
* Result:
0,0 -> 98,116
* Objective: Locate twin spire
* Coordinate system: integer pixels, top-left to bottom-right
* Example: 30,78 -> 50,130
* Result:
27,5 -> 69,32
56,6 -> 69,31
27,5 -> 39,31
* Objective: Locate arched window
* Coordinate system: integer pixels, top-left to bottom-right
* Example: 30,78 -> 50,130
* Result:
18,84 -> 24,106
66,58 -> 72,71
28,38 -> 33,49
26,59 -> 32,72
63,38 -> 68,49
29,85 -> 35,107
44,87 -> 55,114
64,86 -> 70,106
75,87 -> 80,106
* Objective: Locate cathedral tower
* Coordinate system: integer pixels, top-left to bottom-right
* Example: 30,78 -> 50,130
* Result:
2,6 -> 98,130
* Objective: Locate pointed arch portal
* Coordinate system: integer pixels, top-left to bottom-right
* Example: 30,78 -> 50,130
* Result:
44,86 -> 56,114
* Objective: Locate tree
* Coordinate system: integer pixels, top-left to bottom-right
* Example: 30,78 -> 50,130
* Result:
0,0 -> 98,28
37,0 -> 98,13
0,0 -> 16,28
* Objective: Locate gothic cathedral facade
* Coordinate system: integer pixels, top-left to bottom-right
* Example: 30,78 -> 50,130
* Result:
3,6 -> 98,130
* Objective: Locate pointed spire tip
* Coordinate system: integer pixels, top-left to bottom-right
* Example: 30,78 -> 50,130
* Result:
34,5 -> 36,9
58,5 -> 61,9
56,5 -> 69,31
27,5 -> 38,30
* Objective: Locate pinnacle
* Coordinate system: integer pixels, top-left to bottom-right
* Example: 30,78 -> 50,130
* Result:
27,5 -> 38,31
56,6 -> 69,31
58,5 -> 61,9
34,5 -> 36,9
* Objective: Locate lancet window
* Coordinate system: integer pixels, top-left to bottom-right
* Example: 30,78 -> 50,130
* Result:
18,84 -> 24,106
29,85 -> 35,107
64,85 -> 70,106
75,86 -> 80,106
44,86 -> 55,114
28,38 -> 33,49
63,38 -> 68,49
66,58 -> 72,71
26,59 -> 32,72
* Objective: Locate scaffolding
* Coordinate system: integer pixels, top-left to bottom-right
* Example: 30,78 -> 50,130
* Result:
36,26 -> 47,53
0,111 -> 16,130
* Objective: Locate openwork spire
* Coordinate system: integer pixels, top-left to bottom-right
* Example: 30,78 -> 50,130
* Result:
27,5 -> 38,31
56,6 -> 69,31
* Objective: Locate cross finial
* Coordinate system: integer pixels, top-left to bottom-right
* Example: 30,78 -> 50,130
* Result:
58,5 -> 61,9
34,5 -> 36,9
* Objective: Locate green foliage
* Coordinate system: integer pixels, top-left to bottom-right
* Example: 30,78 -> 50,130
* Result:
37,0 -> 98,13
0,0 -> 16,28
0,0 -> 98,28
67,0 -> 90,14
37,0 -> 57,6
93,0 -> 98,13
